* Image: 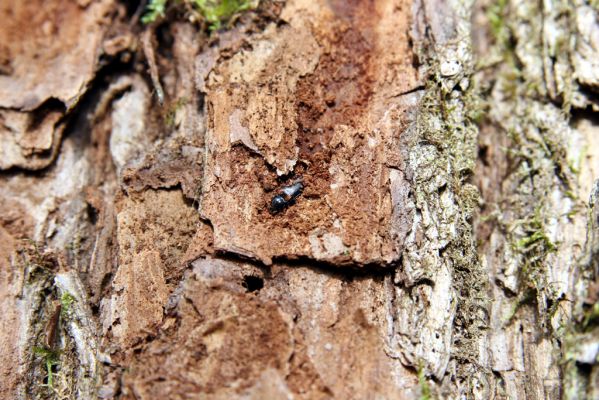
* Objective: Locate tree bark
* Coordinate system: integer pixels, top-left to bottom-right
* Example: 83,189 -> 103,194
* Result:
0,0 -> 597,399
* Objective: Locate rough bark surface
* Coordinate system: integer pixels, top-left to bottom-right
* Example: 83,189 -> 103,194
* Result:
0,0 -> 597,399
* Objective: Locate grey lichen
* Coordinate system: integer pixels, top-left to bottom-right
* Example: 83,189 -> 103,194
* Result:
388,0 -> 488,396
485,0 -> 589,329
480,0 -> 598,397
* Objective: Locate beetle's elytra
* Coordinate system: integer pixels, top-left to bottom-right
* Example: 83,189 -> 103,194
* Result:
270,181 -> 304,214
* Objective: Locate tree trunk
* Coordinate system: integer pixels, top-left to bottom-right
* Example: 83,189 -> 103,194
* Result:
0,0 -> 597,399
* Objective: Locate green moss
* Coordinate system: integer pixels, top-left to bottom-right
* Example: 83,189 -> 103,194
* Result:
486,0 -> 509,47
142,0 -> 259,31
483,6 -> 593,369
515,227 -> 557,253
408,32 -> 488,389
194,0 -> 258,31
60,292 -> 76,319
142,0 -> 168,24
418,363 -> 432,400
32,346 -> 61,389
447,0 -> 593,395
568,144 -> 587,176
507,204 -> 559,320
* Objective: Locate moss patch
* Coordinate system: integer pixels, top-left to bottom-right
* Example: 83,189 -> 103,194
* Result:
142,0 -> 259,31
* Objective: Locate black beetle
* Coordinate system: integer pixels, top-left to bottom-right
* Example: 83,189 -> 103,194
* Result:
270,181 -> 304,214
